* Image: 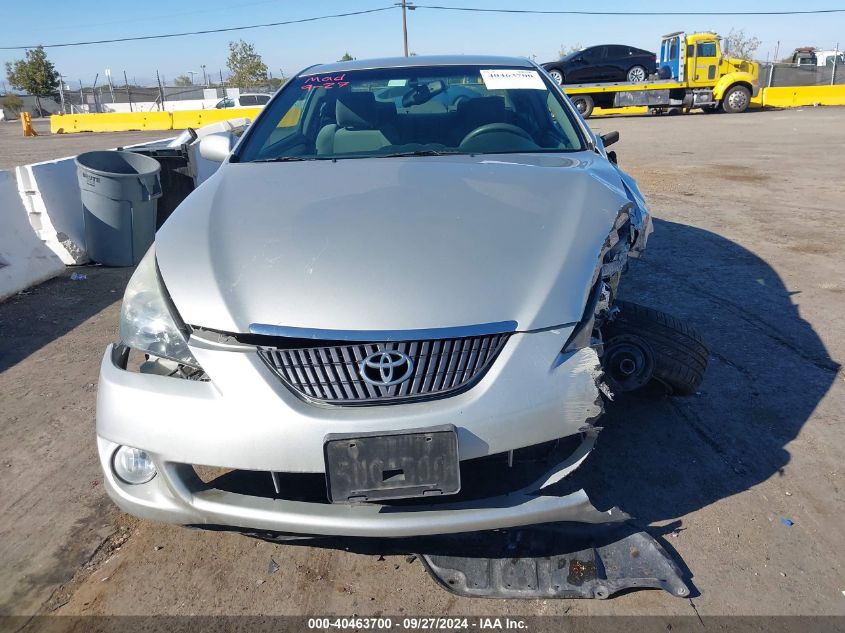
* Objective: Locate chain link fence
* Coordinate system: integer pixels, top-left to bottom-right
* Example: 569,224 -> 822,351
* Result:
758,62 -> 845,87
55,83 -> 279,115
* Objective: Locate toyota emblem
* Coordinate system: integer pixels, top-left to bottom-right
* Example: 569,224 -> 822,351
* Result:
359,350 -> 414,387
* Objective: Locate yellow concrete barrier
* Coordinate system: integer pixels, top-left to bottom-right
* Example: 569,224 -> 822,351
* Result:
761,85 -> 845,108
51,108 -> 261,134
51,111 -> 173,134
591,106 -> 649,117
171,107 -> 261,130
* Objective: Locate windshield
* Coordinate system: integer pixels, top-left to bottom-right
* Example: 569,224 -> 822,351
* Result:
237,64 -> 586,162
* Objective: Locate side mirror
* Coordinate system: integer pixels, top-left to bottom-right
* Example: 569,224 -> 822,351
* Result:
199,132 -> 235,162
600,131 -> 620,147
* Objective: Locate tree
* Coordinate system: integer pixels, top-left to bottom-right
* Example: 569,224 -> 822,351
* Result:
226,39 -> 269,88
558,43 -> 583,58
173,75 -> 193,86
338,52 -> 354,62
723,29 -> 761,61
0,93 -> 24,115
5,46 -> 60,116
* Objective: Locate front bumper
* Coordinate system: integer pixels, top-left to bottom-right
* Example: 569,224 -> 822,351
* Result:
98,435 -> 626,538
96,329 -> 615,536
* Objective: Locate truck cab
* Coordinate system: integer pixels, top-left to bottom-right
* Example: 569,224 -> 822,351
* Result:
658,31 -> 759,112
790,48 -> 818,67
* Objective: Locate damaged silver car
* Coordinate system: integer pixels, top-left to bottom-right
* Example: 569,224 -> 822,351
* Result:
96,56 -> 706,543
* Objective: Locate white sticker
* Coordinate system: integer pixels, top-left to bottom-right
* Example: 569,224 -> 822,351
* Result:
387,79 -> 408,86
480,69 -> 546,90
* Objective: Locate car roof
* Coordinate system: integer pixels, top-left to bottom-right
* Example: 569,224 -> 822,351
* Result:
301,55 -> 534,75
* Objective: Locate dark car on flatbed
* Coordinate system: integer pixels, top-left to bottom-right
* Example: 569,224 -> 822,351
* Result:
542,44 -> 657,85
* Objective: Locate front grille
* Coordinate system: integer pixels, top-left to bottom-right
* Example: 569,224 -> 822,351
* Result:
258,334 -> 510,405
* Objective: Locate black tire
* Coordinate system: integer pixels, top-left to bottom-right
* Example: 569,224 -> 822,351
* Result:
601,301 -> 709,395
627,65 -> 648,82
701,103 -> 721,113
721,84 -> 751,114
546,67 -> 565,85
571,94 -> 594,118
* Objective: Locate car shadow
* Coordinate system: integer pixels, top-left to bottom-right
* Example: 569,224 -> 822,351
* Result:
252,218 -> 838,596
572,217 -> 839,524
0,266 -> 131,374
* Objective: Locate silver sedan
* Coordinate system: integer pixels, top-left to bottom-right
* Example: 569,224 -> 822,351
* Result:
96,55 -> 656,538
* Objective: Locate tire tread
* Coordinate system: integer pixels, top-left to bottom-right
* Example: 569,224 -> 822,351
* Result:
603,301 -> 709,395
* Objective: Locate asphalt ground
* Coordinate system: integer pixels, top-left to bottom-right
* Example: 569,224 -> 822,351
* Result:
0,108 -> 843,627
0,118 -> 173,170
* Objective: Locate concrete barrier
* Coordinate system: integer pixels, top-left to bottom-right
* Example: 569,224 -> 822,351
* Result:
51,107 -> 261,134
15,157 -> 88,265
171,107 -> 261,129
51,111 -> 173,134
761,84 -> 845,108
0,170 -> 65,300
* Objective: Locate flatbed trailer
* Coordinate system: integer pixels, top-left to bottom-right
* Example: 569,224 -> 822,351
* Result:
550,32 -> 760,118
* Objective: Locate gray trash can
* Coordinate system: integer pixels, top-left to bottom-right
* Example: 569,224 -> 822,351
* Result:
75,150 -> 162,267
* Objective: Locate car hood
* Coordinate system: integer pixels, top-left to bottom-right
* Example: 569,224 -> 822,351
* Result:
156,153 -> 639,334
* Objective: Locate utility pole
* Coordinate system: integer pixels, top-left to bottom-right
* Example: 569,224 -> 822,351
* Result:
201,64 -> 208,87
187,71 -> 197,85
833,42 -> 840,86
219,69 -> 227,99
399,0 -> 414,57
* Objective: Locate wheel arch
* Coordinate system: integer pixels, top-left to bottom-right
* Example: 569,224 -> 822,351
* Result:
712,72 -> 757,101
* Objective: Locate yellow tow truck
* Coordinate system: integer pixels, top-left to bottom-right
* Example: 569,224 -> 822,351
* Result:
556,32 -> 759,118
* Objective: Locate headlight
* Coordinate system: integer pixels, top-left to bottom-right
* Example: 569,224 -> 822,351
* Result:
120,245 -> 201,368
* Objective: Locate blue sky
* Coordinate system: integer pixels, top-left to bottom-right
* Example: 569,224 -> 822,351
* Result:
1,0 -> 842,86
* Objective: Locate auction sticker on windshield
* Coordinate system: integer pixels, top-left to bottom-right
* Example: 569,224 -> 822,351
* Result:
480,69 -> 545,90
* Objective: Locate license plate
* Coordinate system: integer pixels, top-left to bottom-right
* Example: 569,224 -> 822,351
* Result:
324,425 -> 460,503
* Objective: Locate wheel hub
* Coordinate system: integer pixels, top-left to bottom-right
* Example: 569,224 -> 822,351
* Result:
728,90 -> 748,110
602,334 -> 655,392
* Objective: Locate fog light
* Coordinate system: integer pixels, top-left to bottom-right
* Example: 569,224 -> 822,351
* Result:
113,446 -> 157,485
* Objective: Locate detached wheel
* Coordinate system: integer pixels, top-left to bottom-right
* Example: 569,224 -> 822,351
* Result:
721,85 -> 751,113
571,95 -> 594,118
602,301 -> 709,395
602,333 -> 655,393
547,67 -> 565,85
627,65 -> 647,82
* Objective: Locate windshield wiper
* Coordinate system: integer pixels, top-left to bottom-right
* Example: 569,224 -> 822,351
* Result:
379,149 -> 458,158
252,156 -> 316,163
